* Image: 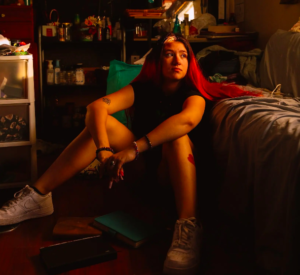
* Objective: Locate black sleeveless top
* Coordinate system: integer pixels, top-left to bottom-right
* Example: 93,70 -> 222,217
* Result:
130,81 -> 205,141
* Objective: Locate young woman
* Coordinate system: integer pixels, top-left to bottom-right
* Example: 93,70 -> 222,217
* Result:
0,33 -> 259,274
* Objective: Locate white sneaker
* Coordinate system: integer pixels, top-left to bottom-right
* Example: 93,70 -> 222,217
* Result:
0,185 -> 54,226
163,217 -> 203,275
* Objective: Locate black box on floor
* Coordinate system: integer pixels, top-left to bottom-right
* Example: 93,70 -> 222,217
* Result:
40,235 -> 117,274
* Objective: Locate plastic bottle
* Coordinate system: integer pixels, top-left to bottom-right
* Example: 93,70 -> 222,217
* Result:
46,60 -> 54,85
75,63 -> 85,85
173,14 -> 181,34
54,60 -> 61,84
184,14 -> 189,38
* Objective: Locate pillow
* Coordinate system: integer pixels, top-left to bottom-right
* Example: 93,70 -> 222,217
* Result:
260,29 -> 300,97
106,60 -> 142,126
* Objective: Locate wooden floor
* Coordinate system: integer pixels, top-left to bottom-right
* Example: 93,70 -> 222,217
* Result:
0,151 -> 258,275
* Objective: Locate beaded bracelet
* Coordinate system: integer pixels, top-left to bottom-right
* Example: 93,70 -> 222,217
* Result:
144,135 -> 152,150
96,147 -> 114,159
132,141 -> 139,160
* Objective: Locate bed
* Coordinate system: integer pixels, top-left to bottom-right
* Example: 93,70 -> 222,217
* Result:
206,29 -> 300,274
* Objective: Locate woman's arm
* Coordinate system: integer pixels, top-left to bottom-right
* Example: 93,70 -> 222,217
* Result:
85,84 -> 135,150
105,95 -> 205,184
136,95 -> 206,153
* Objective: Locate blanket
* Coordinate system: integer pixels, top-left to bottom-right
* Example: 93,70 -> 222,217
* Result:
211,94 -> 300,274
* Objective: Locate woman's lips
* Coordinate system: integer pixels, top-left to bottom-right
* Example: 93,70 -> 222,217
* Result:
172,68 -> 181,72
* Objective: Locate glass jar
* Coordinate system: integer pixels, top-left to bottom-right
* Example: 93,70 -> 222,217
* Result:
75,63 -> 85,85
59,70 -> 67,85
66,66 -> 76,85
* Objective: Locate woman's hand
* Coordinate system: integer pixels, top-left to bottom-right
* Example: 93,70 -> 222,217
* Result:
97,150 -> 114,180
104,147 -> 137,188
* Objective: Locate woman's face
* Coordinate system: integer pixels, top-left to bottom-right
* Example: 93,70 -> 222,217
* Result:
161,41 -> 188,82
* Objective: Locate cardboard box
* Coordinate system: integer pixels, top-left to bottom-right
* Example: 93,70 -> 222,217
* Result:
42,25 -> 57,37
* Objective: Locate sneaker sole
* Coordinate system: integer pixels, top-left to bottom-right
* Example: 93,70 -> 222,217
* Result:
0,206 -> 54,226
163,263 -> 200,275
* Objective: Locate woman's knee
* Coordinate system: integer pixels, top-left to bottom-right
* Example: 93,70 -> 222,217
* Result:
105,115 -> 135,151
163,135 -> 191,152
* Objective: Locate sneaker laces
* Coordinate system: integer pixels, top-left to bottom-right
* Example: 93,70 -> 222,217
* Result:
173,217 -> 197,249
1,186 -> 31,210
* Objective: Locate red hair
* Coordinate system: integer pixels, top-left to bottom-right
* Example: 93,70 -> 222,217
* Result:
132,33 -> 260,101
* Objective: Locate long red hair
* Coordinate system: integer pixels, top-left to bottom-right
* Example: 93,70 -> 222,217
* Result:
132,33 -> 260,101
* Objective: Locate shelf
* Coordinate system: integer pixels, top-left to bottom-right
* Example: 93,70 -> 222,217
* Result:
0,141 -> 31,148
126,8 -> 166,19
0,99 -> 30,105
0,55 -> 37,189
133,38 -> 158,41
41,37 -> 123,45
133,37 -> 210,42
130,16 -> 166,19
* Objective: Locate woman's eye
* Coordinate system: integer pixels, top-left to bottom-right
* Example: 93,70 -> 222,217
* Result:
166,53 -> 173,57
181,54 -> 187,58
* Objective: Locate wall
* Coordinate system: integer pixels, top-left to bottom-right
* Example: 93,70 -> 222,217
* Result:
241,0 -> 300,49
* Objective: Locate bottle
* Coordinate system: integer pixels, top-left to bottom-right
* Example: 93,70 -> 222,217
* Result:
46,60 -> 54,85
180,21 -> 185,34
102,16 -> 106,41
173,14 -> 181,34
54,60 -> 61,84
74,14 -> 80,26
75,63 -> 85,85
112,21 -> 118,40
218,0 -> 226,24
59,67 -> 67,85
97,16 -> 102,41
66,66 -> 73,85
70,66 -> 76,84
73,14 -> 81,41
106,17 -> 111,41
184,14 -> 189,38
115,19 -> 122,41
58,24 -> 65,42
228,13 -> 236,25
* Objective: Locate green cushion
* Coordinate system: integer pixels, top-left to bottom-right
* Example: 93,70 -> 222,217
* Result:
106,60 -> 142,127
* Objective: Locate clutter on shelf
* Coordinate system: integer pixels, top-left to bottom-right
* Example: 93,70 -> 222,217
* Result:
0,35 -> 31,56
42,9 -> 122,42
0,114 -> 28,142
126,8 -> 166,18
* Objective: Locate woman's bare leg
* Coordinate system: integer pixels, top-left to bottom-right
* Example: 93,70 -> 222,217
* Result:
34,115 -> 135,194
159,135 -> 197,219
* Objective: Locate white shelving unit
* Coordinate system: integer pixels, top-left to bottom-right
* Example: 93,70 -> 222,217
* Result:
0,55 -> 37,189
